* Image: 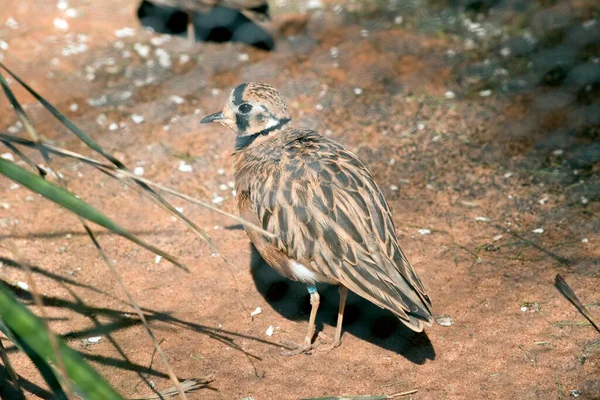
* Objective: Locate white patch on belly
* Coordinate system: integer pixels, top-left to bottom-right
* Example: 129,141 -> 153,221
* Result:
290,260 -> 318,283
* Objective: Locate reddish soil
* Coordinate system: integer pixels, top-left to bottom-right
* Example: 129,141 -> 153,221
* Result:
0,0 -> 599,399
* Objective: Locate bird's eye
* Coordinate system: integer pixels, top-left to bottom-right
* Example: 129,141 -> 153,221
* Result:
238,103 -> 253,114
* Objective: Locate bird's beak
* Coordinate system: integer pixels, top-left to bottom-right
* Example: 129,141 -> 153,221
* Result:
200,111 -> 226,124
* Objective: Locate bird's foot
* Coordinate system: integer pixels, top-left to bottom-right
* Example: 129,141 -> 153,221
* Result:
315,332 -> 342,353
279,337 -> 320,356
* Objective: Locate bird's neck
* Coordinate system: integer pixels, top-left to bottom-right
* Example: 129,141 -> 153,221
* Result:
234,118 -> 291,152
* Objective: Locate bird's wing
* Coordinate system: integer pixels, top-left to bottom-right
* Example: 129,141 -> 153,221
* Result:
249,131 -> 432,331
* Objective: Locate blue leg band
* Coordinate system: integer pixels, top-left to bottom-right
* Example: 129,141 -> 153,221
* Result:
307,284 -> 317,294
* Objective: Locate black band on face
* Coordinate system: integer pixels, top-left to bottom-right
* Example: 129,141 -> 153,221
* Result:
236,113 -> 250,132
234,118 -> 291,151
232,83 -> 248,106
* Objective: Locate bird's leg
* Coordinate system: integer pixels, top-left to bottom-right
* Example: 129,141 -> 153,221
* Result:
187,11 -> 195,47
318,286 -> 348,352
281,285 -> 320,356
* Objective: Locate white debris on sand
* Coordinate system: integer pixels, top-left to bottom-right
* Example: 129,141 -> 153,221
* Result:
169,95 -> 185,105
131,114 -> 145,124
115,27 -> 136,38
1,152 -> 14,161
54,18 -> 69,31
133,166 -> 145,176
436,315 -> 454,327
178,161 -> 193,173
250,307 -> 262,317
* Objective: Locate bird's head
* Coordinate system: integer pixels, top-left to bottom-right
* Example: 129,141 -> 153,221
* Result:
201,82 -> 291,151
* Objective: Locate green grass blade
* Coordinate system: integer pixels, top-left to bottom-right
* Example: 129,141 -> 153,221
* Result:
0,158 -> 186,270
0,320 -> 68,399
0,62 -> 124,168
0,283 -> 123,399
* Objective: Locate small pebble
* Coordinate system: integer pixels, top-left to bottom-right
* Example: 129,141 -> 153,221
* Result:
581,238 -> 588,243
521,306 -> 528,312
218,184 -> 228,191
354,87 -> 363,95
175,207 -> 184,214
9,183 -> 19,190
133,43 -> 150,58
265,325 -> 274,336
538,196 -> 549,205
131,114 -> 145,124
114,27 -> 135,38
108,122 -> 118,131
552,149 -> 564,156
475,217 -> 490,222
445,90 -> 456,99
306,0 -> 322,10
178,161 -> 193,172
150,35 -> 170,46
479,89 -> 492,97
53,18 -> 69,31
6,17 -> 18,29
212,195 -> 224,205
179,54 -> 190,64
581,196 -> 589,205
217,168 -> 226,175
69,103 -> 79,112
237,53 -> 249,62
316,104 -> 324,111
169,95 -> 185,104
133,166 -> 145,176
1,152 -> 14,161
16,281 -> 29,291
155,255 -> 163,264
394,15 -> 403,24
493,234 -> 503,241
250,307 -> 262,317
435,315 -> 454,327
65,8 -> 79,18
87,336 -> 102,344
418,229 -> 431,235
532,228 -> 544,234
155,48 -> 171,68
390,185 -> 399,191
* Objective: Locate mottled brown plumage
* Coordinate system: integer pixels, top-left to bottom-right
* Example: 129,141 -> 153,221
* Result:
201,82 -> 433,354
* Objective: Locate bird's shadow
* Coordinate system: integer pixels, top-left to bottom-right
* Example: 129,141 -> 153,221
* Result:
249,245 -> 436,364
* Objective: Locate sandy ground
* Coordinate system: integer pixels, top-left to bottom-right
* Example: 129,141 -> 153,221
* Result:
0,0 -> 599,399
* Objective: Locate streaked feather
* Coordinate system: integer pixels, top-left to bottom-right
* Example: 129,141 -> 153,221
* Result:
235,128 -> 433,331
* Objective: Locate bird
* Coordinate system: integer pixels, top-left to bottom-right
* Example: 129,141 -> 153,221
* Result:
139,0 -> 270,47
201,82 -> 433,355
